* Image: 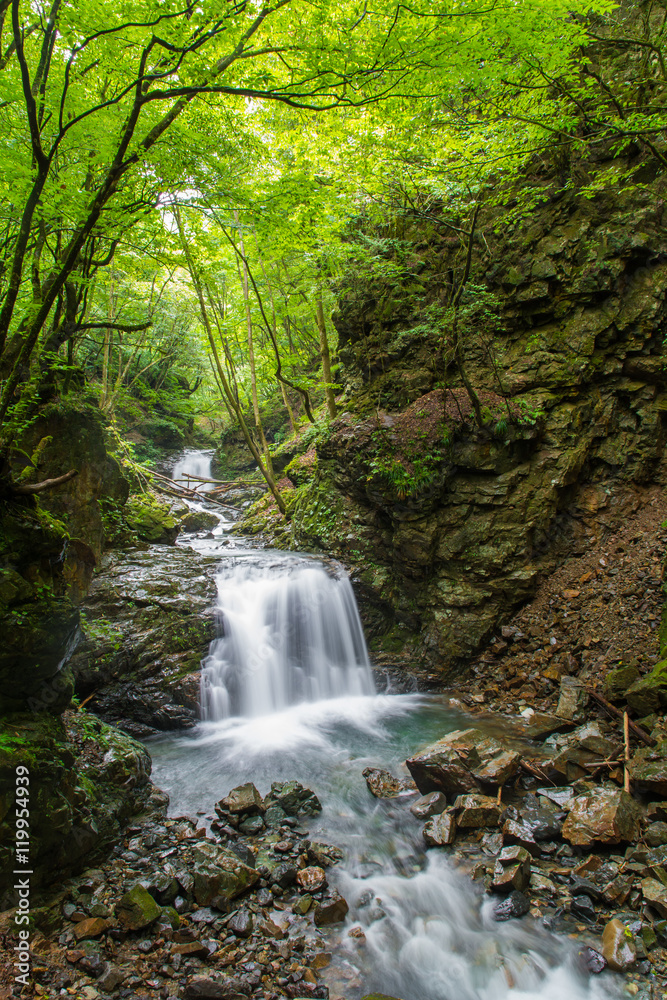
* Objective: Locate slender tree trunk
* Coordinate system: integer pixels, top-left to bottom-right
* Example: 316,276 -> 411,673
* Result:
256,247 -> 297,436
174,207 -> 286,517
235,214 -> 274,475
315,289 -> 337,419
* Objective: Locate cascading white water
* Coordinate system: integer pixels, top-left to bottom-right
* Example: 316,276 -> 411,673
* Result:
172,449 -> 215,491
201,555 -> 375,720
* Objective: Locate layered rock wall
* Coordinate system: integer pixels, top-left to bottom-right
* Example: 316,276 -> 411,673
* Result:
285,153 -> 667,674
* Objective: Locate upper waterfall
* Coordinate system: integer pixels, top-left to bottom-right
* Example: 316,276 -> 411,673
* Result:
201,554 -> 375,720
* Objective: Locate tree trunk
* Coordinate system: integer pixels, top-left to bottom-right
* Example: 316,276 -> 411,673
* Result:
315,289 -> 337,419
235,215 -> 274,475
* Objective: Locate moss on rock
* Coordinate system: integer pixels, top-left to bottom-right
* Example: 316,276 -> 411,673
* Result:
125,494 -> 180,544
0,710 -> 165,905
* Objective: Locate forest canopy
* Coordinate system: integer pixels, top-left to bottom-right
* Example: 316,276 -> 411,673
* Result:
1,0 -> 664,499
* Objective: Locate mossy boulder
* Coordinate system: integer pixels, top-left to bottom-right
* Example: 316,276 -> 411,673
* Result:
604,664 -> 641,703
125,494 -> 180,544
626,661 -> 667,716
180,509 -> 220,533
0,711 -> 165,905
116,884 -> 162,930
14,403 -> 129,561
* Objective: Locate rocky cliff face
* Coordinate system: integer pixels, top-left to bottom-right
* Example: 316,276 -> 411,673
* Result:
283,152 -> 667,675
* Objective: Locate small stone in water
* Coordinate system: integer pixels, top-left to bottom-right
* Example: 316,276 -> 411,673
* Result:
271,862 -> 298,888
274,840 -> 294,853
292,894 -> 313,915
313,890 -> 349,927
423,810 -> 456,847
577,946 -> 606,975
602,918 -> 637,971
297,866 -> 327,892
410,792 -> 447,820
493,890 -> 530,921
239,815 -> 265,836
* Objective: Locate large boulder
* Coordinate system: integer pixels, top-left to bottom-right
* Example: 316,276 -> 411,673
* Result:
562,788 -> 641,846
192,842 -> 259,906
124,494 -> 181,545
69,545 -> 218,731
406,729 -> 520,795
0,711 -> 165,906
116,884 -> 162,930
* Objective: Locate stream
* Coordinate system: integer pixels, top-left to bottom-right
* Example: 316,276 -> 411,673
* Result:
147,450 -> 620,1000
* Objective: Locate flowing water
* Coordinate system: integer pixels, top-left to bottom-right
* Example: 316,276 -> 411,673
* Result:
147,451 -> 621,1000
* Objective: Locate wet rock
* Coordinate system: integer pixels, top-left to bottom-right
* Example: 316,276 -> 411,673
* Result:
72,917 -> 113,941
562,788 -> 641,846
238,815 -> 264,835
284,985 -> 328,999
116,885 -> 161,930
406,729 -> 519,796
258,916 -> 285,939
604,665 -> 640,702
221,783 -> 265,816
125,494 -> 180,544
313,889 -> 349,926
173,940 -> 211,958
502,797 -> 563,855
628,745 -> 667,797
423,809 -> 457,846
641,878 -> 667,918
602,918 -> 637,971
626,660 -> 667,716
524,715 -> 575,740
493,890 -> 530,921
181,510 -> 220,532
305,841 -> 344,868
269,781 -> 322,816
96,964 -> 125,991
406,730 -> 481,795
192,842 -> 259,906
472,737 -> 521,787
264,804 -> 289,828
184,977 -> 250,999
410,791 -> 447,819
578,947 -> 607,975
270,862 -> 298,888
453,793 -> 501,829
292,894 -> 313,915
229,843 -> 255,868
537,786 -> 576,810
571,894 -> 596,921
646,821 -> 667,847
296,866 -> 327,892
491,846 -> 531,894
228,908 -> 253,938
362,767 -> 407,798
556,676 -> 588,722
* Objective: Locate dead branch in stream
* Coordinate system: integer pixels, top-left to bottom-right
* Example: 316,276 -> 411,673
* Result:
587,687 -> 657,747
146,470 -> 242,512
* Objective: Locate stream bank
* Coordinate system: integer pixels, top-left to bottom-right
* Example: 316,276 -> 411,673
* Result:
2,450 -> 665,1000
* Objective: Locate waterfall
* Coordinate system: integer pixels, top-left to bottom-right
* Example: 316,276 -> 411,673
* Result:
172,449 -> 214,491
201,555 -> 375,720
